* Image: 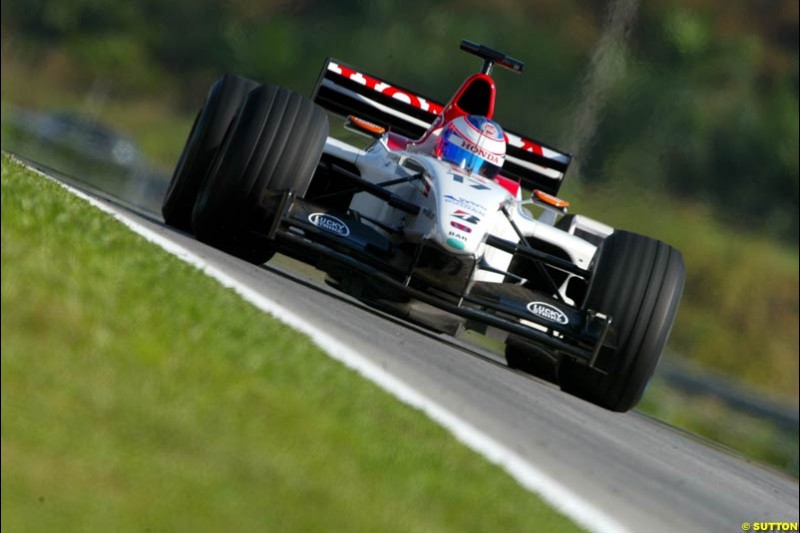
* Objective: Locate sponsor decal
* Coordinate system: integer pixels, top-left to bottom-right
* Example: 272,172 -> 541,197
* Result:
450,221 -> 472,233
526,301 -> 569,325
328,62 -> 444,115
446,237 -> 466,250
447,230 -> 467,241
450,209 -> 480,225
505,132 -> 571,164
443,195 -> 487,216
450,136 -> 502,165
308,213 -> 350,237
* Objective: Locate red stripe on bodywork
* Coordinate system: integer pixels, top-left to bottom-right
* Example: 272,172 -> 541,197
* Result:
494,175 -> 521,197
328,62 -> 564,166
330,63 -> 444,115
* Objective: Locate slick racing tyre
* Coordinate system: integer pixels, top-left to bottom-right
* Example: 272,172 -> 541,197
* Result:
192,84 -> 329,264
558,231 -> 685,412
162,74 -> 259,232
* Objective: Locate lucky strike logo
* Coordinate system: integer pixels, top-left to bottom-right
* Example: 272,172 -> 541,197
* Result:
526,301 -> 569,325
308,213 -> 350,237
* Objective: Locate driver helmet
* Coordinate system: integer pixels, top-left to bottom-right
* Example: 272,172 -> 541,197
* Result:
435,115 -> 506,178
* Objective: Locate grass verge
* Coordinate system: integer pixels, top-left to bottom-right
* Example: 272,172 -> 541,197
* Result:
639,379 -> 799,476
0,154 -> 582,531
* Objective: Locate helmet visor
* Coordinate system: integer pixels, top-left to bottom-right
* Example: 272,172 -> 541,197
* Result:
439,135 -> 502,178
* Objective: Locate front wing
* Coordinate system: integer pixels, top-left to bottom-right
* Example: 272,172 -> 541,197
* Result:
247,191 -> 613,368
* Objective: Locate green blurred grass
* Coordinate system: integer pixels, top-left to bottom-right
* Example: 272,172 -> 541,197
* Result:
1,155 -> 582,532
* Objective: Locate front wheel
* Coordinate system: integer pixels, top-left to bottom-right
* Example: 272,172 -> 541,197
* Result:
558,231 -> 685,412
192,84 -> 329,264
162,74 -> 259,231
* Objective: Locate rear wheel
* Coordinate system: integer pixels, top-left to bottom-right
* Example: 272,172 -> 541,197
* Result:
558,231 -> 685,411
162,74 -> 259,231
192,84 -> 329,263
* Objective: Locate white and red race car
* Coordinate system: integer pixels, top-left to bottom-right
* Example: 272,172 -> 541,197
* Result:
162,40 -> 685,412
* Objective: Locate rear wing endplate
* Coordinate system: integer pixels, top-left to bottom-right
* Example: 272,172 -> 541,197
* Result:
312,58 -> 571,196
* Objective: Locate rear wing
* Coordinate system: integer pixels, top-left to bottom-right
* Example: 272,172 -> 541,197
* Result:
312,58 -> 572,196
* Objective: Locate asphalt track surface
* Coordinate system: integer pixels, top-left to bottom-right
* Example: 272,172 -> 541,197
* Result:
22,159 -> 799,533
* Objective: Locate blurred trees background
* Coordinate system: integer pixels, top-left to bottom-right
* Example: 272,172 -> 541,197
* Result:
4,0 -> 797,239
2,0 -> 798,401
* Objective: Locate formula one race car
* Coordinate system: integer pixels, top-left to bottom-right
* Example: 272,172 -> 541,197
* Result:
162,40 -> 685,412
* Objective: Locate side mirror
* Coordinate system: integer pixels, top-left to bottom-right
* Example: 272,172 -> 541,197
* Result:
522,189 -> 570,226
344,115 -> 387,139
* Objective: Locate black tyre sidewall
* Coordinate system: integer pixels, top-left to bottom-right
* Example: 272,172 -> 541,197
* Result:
162,74 -> 258,231
559,231 -> 686,411
192,84 -> 328,263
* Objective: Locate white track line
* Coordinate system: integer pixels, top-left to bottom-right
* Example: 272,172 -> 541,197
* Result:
17,158 -> 630,533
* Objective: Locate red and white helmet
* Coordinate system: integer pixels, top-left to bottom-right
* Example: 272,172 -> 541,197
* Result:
435,115 -> 506,178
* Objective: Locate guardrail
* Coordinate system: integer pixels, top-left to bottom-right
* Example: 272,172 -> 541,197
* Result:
659,357 -> 798,432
